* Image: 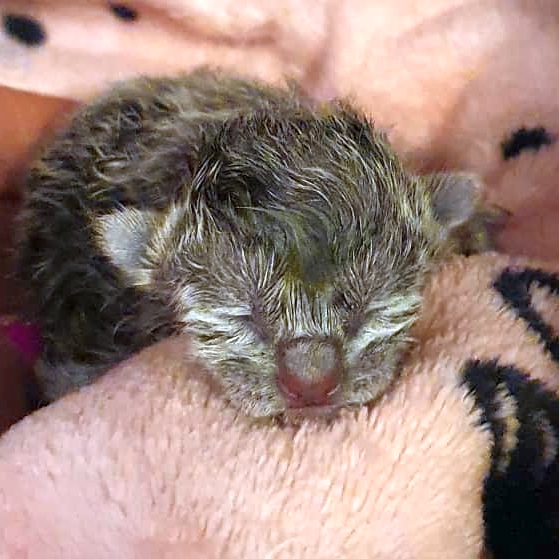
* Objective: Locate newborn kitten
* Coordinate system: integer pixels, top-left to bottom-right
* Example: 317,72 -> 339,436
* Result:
18,68 -> 495,418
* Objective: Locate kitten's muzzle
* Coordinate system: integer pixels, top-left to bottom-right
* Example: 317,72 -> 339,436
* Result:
276,337 -> 343,409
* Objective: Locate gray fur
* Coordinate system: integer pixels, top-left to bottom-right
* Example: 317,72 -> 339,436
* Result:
18,68 -> 490,417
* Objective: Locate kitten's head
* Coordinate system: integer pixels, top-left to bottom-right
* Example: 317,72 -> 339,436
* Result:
96,104 -> 481,417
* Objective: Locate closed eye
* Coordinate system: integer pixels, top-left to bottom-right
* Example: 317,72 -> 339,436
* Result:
238,305 -> 271,343
331,289 -> 365,337
332,289 -> 357,311
343,313 -> 365,338
343,290 -> 421,341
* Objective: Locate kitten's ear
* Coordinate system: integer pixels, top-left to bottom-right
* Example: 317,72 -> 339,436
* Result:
94,207 -> 156,287
425,172 -> 481,230
424,172 -> 509,254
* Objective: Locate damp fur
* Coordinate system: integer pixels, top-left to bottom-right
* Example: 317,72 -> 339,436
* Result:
18,67 -> 494,417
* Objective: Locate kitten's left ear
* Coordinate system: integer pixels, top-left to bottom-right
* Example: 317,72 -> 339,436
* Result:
424,172 -> 508,254
425,172 -> 481,230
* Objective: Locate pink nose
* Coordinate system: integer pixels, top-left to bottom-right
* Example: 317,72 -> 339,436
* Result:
276,338 -> 342,408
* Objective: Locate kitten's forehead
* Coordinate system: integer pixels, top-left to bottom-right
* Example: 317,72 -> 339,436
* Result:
192,225 -> 420,303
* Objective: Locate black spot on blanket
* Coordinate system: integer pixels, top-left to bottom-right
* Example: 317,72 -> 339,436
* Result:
109,3 -> 138,22
462,359 -> 559,559
3,13 -> 47,47
501,127 -> 555,160
494,267 -> 559,367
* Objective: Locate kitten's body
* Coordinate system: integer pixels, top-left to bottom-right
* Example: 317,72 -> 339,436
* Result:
18,68 -> 492,417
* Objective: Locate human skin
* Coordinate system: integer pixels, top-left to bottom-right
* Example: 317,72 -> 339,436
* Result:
0,86 -> 76,433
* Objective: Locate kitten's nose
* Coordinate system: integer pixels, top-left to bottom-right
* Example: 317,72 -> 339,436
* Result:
276,338 -> 343,408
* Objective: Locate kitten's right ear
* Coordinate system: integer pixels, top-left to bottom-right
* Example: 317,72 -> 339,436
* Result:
94,207 -> 157,287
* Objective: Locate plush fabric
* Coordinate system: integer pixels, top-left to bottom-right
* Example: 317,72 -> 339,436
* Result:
1,1 -> 559,557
